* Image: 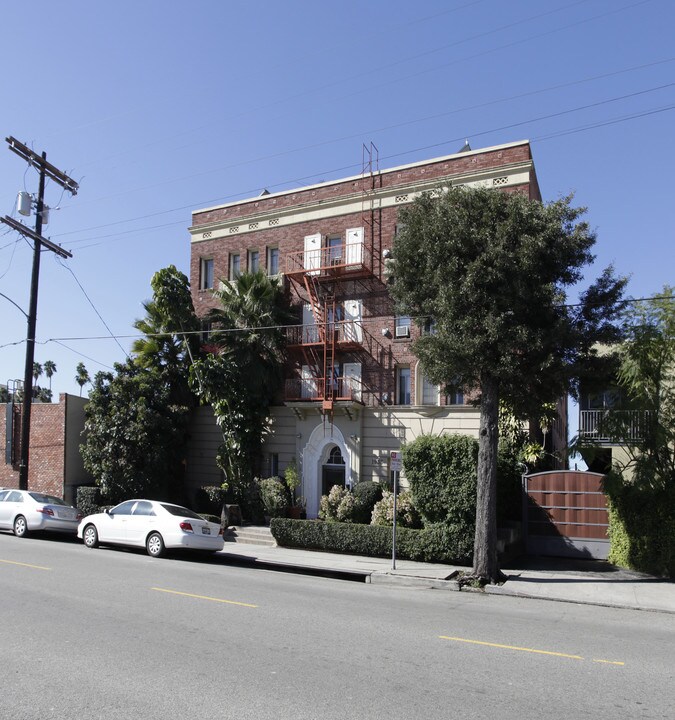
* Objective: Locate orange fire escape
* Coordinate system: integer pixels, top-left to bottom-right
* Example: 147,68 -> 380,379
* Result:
284,144 -> 381,414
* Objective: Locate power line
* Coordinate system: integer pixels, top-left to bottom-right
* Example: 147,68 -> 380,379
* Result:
31,295 -> 675,346
55,257 -> 129,359
49,82 -> 675,251
54,0 -> 652,214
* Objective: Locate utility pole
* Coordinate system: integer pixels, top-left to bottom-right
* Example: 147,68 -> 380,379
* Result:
1,137 -> 78,490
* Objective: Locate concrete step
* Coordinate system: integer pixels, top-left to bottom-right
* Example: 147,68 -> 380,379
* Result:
225,525 -> 276,547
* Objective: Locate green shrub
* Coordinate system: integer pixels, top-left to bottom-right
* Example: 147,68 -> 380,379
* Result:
352,481 -> 383,524
604,472 -> 675,577
76,486 -> 102,517
371,490 -> 421,528
319,485 -> 355,523
258,476 -> 288,519
403,434 -> 478,526
270,518 -> 473,564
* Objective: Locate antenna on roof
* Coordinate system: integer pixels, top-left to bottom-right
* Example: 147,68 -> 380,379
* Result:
458,139 -> 471,153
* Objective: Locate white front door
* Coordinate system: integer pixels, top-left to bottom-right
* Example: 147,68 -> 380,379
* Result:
345,227 -> 364,266
343,299 -> 363,342
343,362 -> 362,401
304,233 -> 321,275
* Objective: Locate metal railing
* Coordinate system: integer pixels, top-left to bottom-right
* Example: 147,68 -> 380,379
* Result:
285,242 -> 372,276
285,320 -> 365,347
284,376 -> 361,402
578,410 -> 650,442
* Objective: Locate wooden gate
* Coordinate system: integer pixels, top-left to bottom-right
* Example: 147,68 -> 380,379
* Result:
523,471 -> 609,559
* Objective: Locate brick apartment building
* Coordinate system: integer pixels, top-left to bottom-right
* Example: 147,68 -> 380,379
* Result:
187,140 -> 565,517
1,393 -> 90,503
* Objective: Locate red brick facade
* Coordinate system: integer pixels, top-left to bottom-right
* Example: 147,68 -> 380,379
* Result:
189,141 -> 540,408
0,393 -> 90,501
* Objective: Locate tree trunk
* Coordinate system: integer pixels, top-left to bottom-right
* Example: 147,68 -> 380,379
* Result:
472,374 -> 505,584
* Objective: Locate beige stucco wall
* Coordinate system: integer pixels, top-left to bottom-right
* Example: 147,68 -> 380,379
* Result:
185,403 -> 481,516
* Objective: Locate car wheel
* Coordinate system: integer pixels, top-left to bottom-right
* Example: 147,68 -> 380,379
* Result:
83,524 -> 99,549
146,532 -> 165,558
13,515 -> 28,538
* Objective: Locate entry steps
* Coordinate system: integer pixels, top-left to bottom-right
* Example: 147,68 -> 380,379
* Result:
225,524 -> 276,547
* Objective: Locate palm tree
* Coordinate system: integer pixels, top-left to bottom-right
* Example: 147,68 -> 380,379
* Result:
43,360 -> 57,393
32,362 -> 43,384
198,271 -> 293,490
205,270 -> 292,396
75,362 -> 90,397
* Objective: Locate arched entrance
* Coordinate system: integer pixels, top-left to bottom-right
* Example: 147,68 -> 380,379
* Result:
301,424 -> 352,518
321,445 -> 346,497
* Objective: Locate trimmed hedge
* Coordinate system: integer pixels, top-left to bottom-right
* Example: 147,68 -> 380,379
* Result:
270,518 -> 473,565
352,481 -> 383,524
403,434 -> 478,526
76,486 -> 102,517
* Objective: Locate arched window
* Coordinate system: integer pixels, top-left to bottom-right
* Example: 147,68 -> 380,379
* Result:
327,446 -> 345,465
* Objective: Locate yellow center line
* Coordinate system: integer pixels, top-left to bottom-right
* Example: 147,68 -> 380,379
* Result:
0,558 -> 51,571
151,587 -> 257,608
593,659 -> 625,666
439,635 -> 583,660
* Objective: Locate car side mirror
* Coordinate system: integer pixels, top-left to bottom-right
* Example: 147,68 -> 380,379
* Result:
105,508 -> 111,515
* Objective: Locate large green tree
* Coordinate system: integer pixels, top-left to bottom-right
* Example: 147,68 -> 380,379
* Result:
81,362 -> 191,503
190,271 -> 291,501
82,266 -> 200,504
609,287 -> 674,486
391,187 -> 626,583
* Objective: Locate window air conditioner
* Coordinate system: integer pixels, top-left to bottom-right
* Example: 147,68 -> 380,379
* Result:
330,257 -> 342,266
395,325 -> 410,338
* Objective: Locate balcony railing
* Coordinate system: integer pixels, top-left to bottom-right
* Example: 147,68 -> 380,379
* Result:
579,410 -> 650,442
284,376 -> 362,403
285,320 -> 365,347
285,242 -> 372,277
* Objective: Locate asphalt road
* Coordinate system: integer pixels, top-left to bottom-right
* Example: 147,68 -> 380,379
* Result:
1,532 -> 673,720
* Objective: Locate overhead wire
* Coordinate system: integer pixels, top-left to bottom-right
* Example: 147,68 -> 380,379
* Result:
46,78 -> 675,251
55,256 -> 129,359
55,0 -> 646,211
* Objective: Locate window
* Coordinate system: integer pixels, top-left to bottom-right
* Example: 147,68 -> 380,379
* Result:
396,366 -> 411,405
446,388 -> 464,405
267,247 -> 280,275
421,375 -> 439,405
110,501 -> 135,516
132,501 -> 156,516
395,315 -> 411,338
229,253 -> 241,280
423,317 -> 436,335
327,235 -> 342,265
200,320 -> 213,344
7,491 -> 23,502
269,453 -> 279,478
248,250 -> 259,273
199,258 -> 214,290
327,446 -> 345,465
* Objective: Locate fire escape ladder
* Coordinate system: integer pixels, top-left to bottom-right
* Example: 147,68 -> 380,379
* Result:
362,141 -> 380,275
303,274 -> 326,342
324,295 -> 337,402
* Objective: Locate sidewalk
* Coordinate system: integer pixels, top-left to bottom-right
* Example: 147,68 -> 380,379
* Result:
218,542 -> 675,614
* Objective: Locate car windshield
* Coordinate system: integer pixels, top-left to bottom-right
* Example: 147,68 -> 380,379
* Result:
28,493 -> 68,506
160,504 -> 204,520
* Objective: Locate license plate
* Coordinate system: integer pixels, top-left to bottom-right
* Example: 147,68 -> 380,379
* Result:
202,527 -> 211,535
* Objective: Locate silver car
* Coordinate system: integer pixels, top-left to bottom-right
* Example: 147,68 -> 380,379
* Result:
0,489 -> 82,537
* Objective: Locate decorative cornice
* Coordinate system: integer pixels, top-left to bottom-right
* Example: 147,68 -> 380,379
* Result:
190,160 -> 534,244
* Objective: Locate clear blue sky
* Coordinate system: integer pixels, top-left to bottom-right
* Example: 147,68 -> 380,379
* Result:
1,0 -> 673,411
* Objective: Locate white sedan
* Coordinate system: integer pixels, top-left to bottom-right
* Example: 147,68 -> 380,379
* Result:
78,499 -> 224,557
0,489 -> 82,537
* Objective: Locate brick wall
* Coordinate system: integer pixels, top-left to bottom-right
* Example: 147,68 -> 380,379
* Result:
1,395 -> 67,497
189,143 -> 536,409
